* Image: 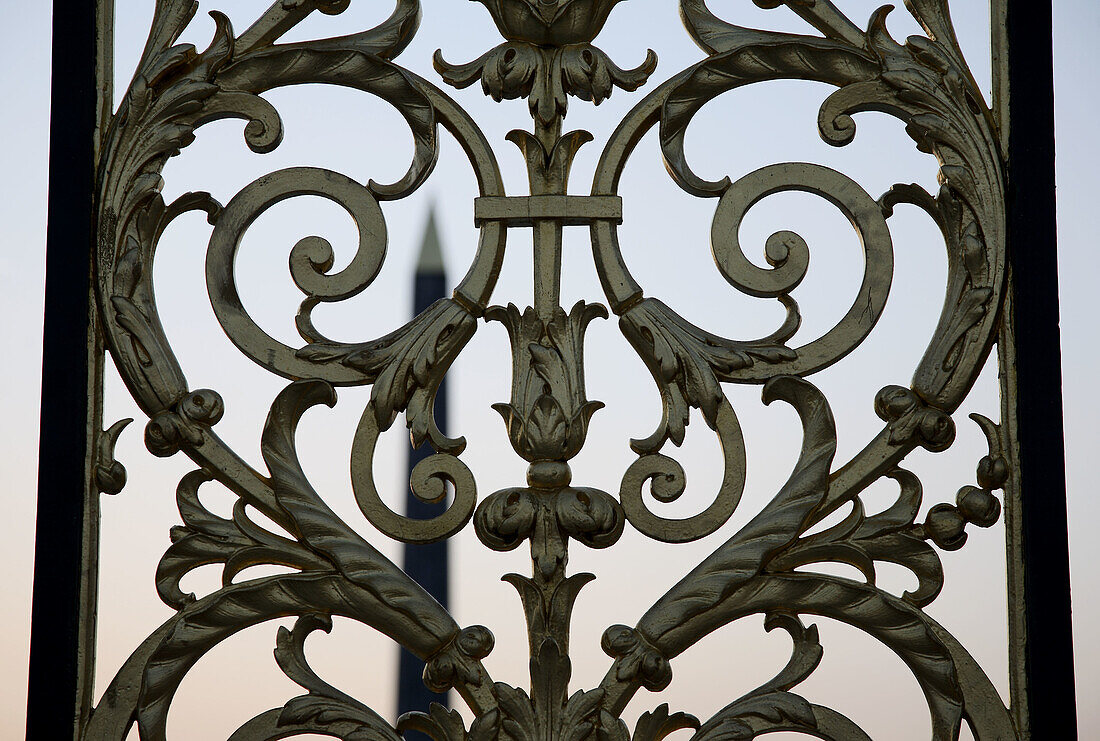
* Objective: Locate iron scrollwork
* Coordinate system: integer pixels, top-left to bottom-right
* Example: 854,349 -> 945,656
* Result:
87,0 -> 1018,738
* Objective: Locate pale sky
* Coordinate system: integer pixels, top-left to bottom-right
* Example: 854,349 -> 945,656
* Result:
2,0 -> 1097,738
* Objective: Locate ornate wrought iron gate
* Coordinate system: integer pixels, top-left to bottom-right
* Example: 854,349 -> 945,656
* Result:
28,0 -> 1075,738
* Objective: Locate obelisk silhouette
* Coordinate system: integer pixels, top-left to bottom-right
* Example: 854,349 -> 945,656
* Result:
397,208 -> 451,733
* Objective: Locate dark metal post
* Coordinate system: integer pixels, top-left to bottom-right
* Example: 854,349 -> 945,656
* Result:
27,1 -> 112,738
997,0 -> 1077,736
397,210 -> 451,727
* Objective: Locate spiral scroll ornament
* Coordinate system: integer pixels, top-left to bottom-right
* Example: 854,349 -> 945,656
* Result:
86,0 -> 1018,739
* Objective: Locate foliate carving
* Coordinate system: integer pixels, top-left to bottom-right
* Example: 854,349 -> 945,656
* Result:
435,0 -> 656,125
679,614 -> 872,740
874,384 -> 956,452
475,484 -> 624,564
234,614 -> 405,740
919,413 -> 1006,552
630,703 -> 699,741
155,470 -> 328,609
474,0 -> 623,45
424,626 -> 497,694
95,418 -> 133,495
399,703 -> 501,741
89,0 -> 1018,739
144,388 -> 225,457
627,376 -> 838,662
770,469 -> 946,607
489,301 -> 606,462
619,296 -> 796,451
301,297 -> 478,453
436,42 -> 656,127
600,625 -> 673,693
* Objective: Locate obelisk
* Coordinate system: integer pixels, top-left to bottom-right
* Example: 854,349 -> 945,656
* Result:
397,209 -> 451,730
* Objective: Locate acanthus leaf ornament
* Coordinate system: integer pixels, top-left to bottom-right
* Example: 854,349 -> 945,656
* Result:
300,296 -> 478,453
435,42 -> 657,126
619,296 -> 797,451
489,301 -> 606,463
434,0 -> 656,125
769,468 -> 947,607
94,418 -> 133,495
630,703 -> 700,741
474,0 -> 623,46
86,0 -> 1022,739
229,613 -> 406,740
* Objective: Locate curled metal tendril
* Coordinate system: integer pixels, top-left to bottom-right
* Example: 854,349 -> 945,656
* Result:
350,402 -> 477,544
614,162 -> 891,542
206,166 -> 387,385
619,400 -> 747,543
193,90 -> 285,154
707,162 -> 894,378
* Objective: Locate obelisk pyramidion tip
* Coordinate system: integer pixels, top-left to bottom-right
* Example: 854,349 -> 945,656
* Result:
416,205 -> 445,275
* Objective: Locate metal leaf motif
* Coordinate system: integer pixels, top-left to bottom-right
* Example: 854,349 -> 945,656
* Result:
620,296 -> 796,451
300,297 -> 477,452
488,301 -> 606,461
226,614 -> 406,740
631,376 -> 838,658
86,0 -> 1019,739
154,470 -> 329,609
769,469 -> 946,607
434,0 -> 656,125
632,704 -> 700,741
132,380 -> 501,741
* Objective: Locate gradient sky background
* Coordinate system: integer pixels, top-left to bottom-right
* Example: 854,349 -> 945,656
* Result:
2,0 -> 1097,738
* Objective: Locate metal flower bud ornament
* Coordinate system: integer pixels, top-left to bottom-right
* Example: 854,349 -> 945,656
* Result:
489,302 -> 606,464
475,0 -> 623,45
436,0 -> 656,126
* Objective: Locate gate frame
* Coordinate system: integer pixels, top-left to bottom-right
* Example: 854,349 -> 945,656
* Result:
26,1 -> 1076,737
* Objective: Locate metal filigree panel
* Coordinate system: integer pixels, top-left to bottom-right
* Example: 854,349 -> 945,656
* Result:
30,0 -> 1073,738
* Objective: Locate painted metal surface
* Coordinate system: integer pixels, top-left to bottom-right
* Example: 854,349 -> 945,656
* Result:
28,0 -> 1074,738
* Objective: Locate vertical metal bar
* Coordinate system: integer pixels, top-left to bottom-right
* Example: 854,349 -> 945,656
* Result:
27,1 -> 112,738
993,0 -> 1077,736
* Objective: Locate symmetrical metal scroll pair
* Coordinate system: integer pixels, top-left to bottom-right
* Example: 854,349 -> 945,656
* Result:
31,0 -> 1074,738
